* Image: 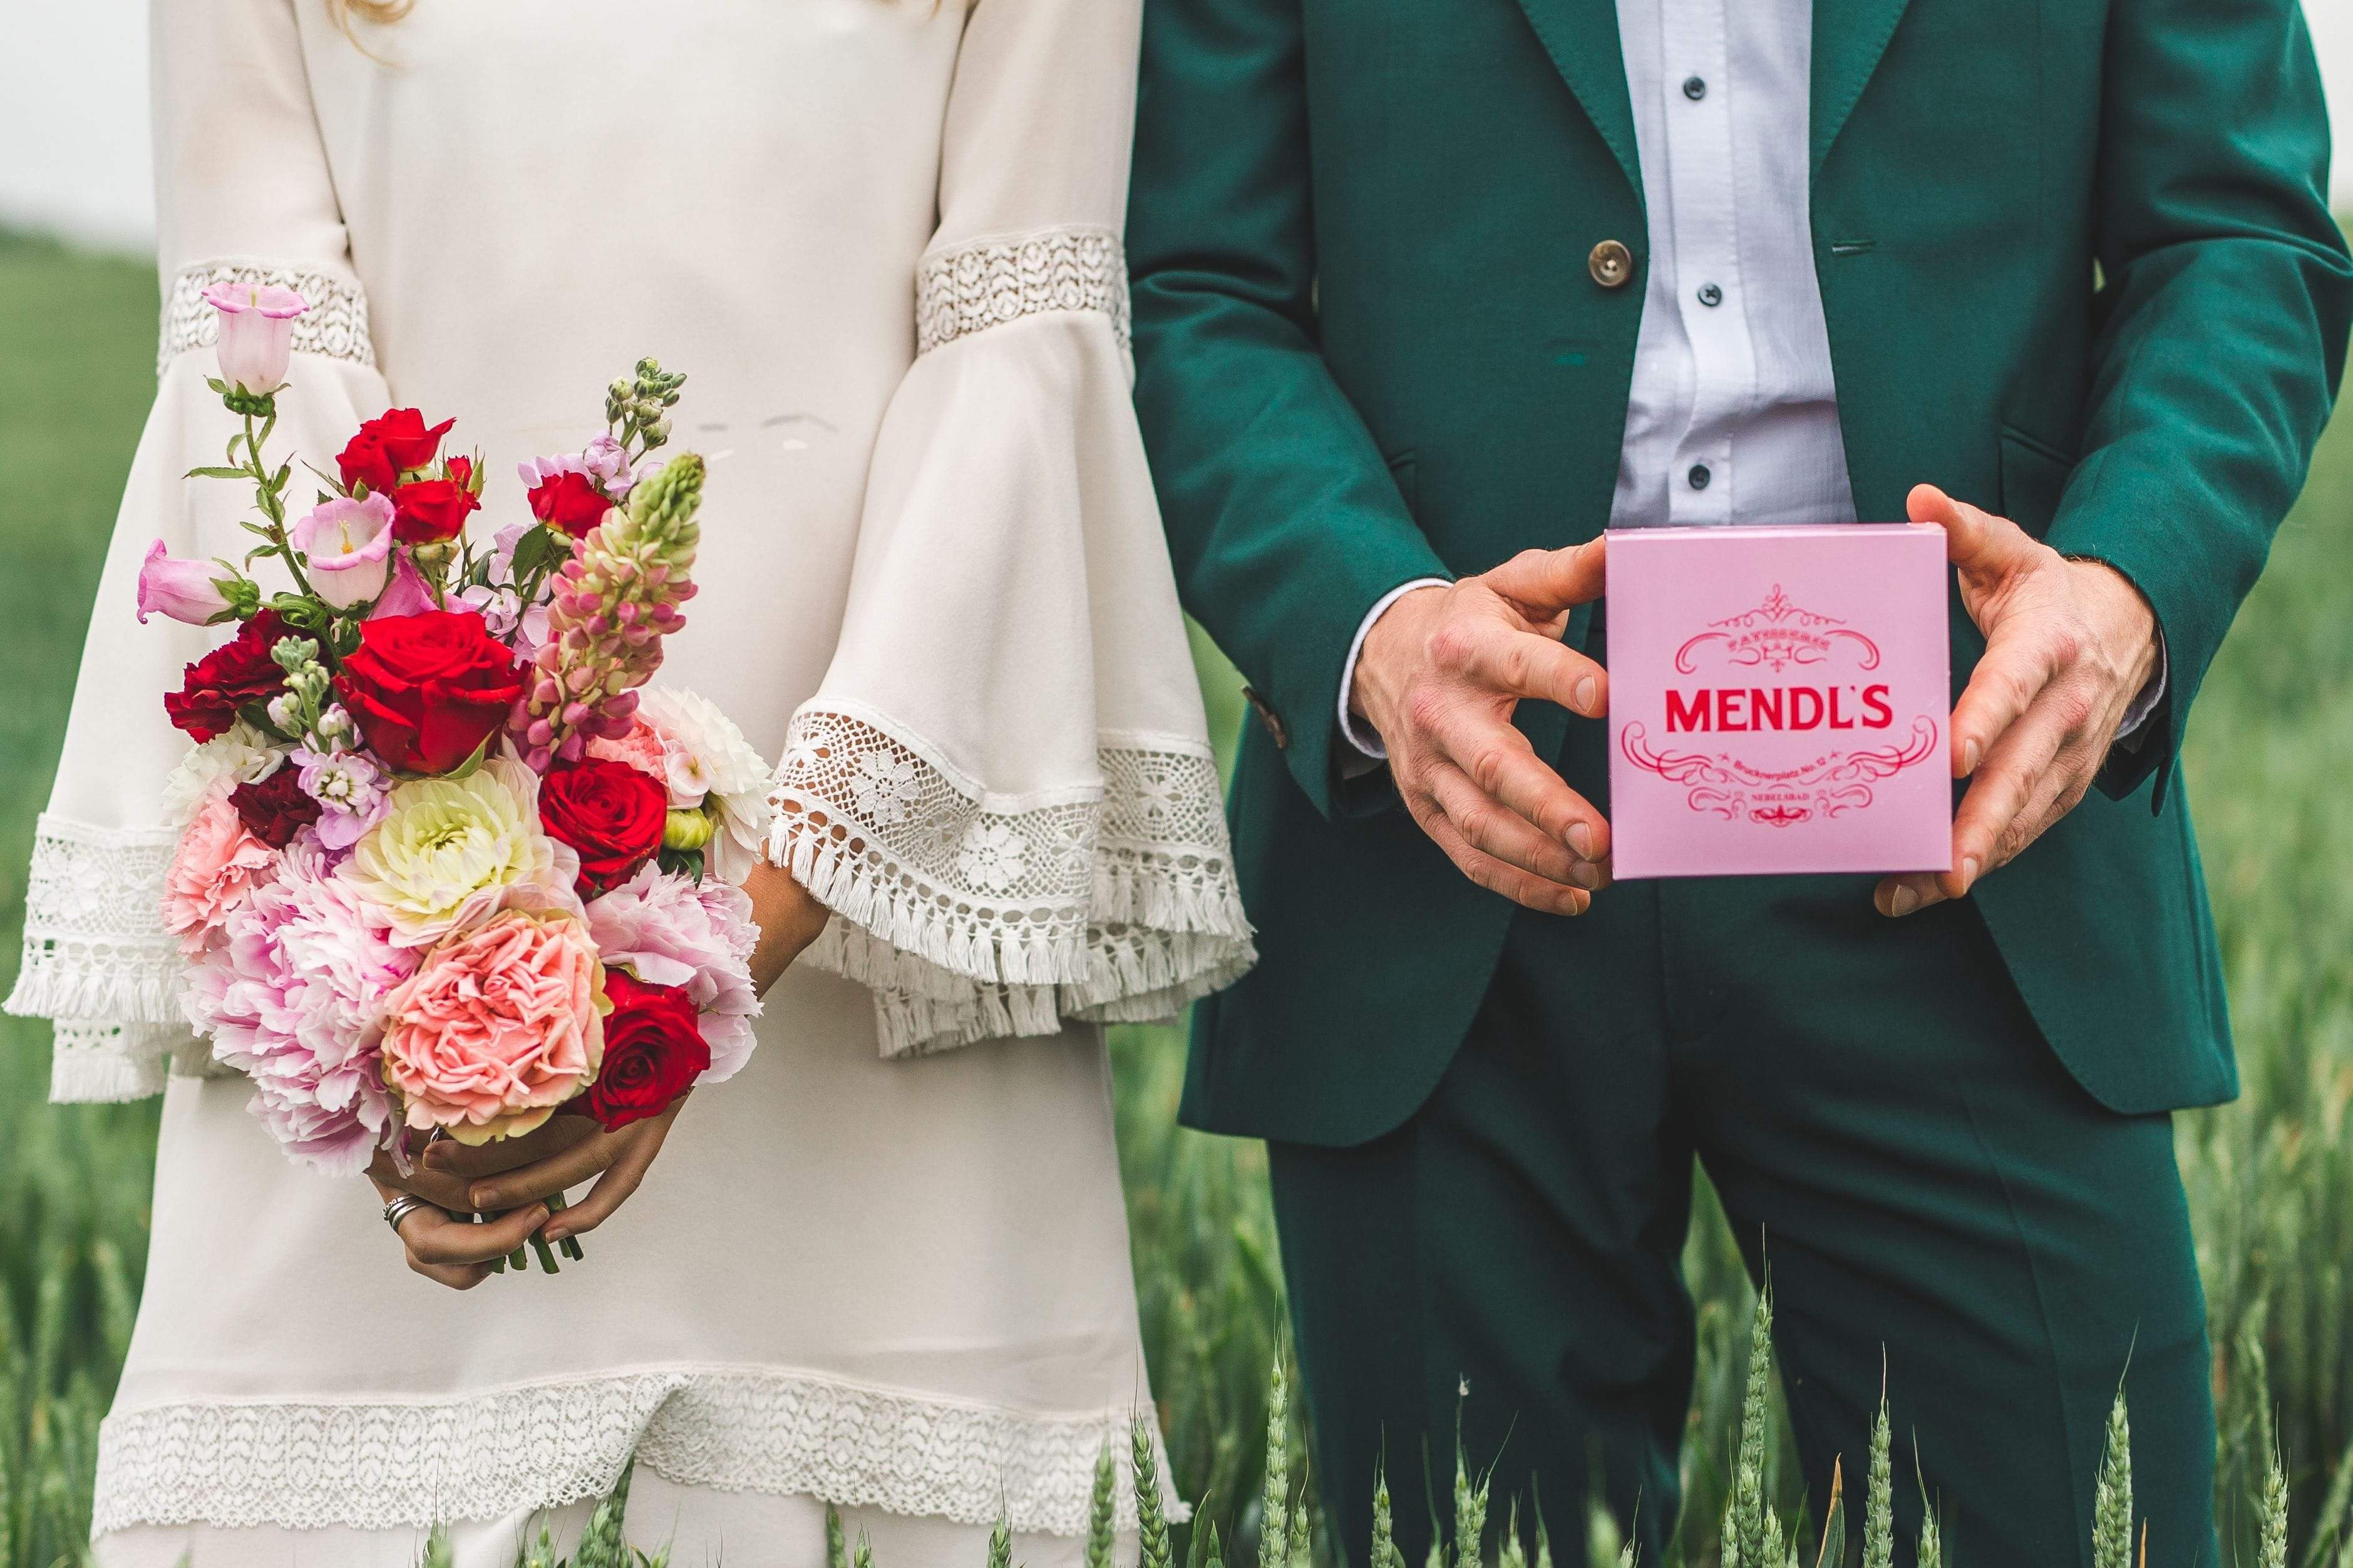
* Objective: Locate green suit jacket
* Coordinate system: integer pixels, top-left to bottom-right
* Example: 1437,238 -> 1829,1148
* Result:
1128,0 -> 2352,1146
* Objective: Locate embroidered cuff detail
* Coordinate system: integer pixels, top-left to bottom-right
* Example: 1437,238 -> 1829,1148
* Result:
916,227 -> 1130,357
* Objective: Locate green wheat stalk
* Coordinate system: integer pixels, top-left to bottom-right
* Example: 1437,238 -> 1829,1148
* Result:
2093,1387 -> 2143,1568
1135,1414 -> 1175,1568
2266,1442 -> 2291,1568
989,1510 -> 1014,1568
1374,1458 -> 1412,1568
574,1460 -> 637,1568
1727,1284 -> 1778,1568
1913,1438 -> 1943,1568
1864,1372 -> 1893,1568
829,1502 -> 850,1568
1203,1524 -> 1228,1568
1088,1440 -> 1119,1568
1288,1470 -> 1313,1568
1499,1499 -> 1527,1568
853,1527 -> 876,1568
1263,1360 -> 1291,1568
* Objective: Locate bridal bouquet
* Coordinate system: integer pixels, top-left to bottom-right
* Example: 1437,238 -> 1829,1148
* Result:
143,285 -> 768,1247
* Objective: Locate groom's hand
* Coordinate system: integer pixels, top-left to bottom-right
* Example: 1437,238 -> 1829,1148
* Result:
1875,484 -> 2160,919
1352,542 -> 1611,915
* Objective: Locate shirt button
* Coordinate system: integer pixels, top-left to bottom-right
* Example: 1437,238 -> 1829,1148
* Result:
1688,464 -> 1712,490
1697,282 -> 1723,307
1588,240 -> 1635,289
1682,76 -> 1707,101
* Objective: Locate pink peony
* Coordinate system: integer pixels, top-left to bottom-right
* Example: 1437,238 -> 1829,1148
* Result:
380,911 -> 607,1144
584,717 -> 671,785
584,864 -> 761,1082
182,843 -> 413,1173
162,791 -> 277,956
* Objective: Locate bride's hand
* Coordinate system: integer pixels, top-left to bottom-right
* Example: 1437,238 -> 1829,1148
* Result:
744,857 -> 828,996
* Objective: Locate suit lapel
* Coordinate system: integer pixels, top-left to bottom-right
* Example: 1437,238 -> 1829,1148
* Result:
1510,0 -> 1643,199
1811,0 -> 1917,176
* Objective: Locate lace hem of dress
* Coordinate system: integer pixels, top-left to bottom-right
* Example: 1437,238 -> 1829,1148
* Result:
767,707 -> 1255,1057
916,226 -> 1130,356
6,816 -> 192,1099
93,1368 -> 1182,1538
161,258 -> 376,374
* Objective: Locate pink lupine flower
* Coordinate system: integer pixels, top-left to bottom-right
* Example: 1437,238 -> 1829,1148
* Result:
136,540 -> 233,625
290,493 -> 398,608
203,281 -> 307,395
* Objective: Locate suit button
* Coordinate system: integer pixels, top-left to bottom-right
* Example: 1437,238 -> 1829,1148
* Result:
1242,685 -> 1290,751
1588,240 -> 1634,289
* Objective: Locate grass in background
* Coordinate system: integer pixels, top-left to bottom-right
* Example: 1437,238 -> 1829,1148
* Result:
4,223 -> 2352,1565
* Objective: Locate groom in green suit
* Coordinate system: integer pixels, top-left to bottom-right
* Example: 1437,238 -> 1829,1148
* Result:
1127,0 -> 2350,1560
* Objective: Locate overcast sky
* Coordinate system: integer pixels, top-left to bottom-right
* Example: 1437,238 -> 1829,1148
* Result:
4,1 -> 2349,255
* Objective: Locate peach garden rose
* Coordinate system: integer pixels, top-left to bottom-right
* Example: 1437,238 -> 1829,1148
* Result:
379,910 -> 608,1145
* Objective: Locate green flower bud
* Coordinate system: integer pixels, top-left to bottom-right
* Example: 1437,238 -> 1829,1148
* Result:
662,807 -> 717,851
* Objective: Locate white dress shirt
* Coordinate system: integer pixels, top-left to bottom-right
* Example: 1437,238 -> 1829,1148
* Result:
1340,0 -> 2156,760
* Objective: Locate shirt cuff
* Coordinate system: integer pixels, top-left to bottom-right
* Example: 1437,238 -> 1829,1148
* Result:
1337,578 -> 1452,772
2113,627 -> 2169,754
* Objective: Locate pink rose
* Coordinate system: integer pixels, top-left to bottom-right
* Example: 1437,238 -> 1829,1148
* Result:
162,789 -> 279,956
291,493 -> 398,609
379,911 -> 607,1144
203,281 -> 307,395
136,540 -> 234,626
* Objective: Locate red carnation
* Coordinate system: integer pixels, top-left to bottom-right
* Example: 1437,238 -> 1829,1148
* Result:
527,469 -> 612,538
164,610 -> 292,742
586,970 -> 709,1132
538,758 -> 668,894
331,610 -> 523,776
229,766 -> 322,849
391,476 -> 481,544
337,409 -> 455,495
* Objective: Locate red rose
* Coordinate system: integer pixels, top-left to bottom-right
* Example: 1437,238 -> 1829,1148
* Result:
538,759 -> 669,894
332,610 -> 523,775
527,469 -> 612,538
586,970 -> 709,1131
337,409 -> 455,494
164,610 -> 292,742
229,766 -> 322,849
391,477 -> 481,544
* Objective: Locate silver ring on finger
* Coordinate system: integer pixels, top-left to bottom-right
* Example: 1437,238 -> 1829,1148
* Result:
383,1192 -> 441,1236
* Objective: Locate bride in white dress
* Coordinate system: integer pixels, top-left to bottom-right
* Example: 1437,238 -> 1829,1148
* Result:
3,1 -> 1253,1562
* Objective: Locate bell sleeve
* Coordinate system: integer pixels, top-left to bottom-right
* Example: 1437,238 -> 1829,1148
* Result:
4,0 -> 391,1102
766,0 -> 1255,1055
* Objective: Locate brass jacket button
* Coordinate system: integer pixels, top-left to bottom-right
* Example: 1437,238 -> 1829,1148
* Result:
1242,685 -> 1290,751
1588,239 -> 1634,289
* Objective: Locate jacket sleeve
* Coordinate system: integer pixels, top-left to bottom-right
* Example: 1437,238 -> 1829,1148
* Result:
765,0 -> 1254,1058
1126,0 -> 1453,819
4,0 -> 390,1102
2049,0 -> 2352,804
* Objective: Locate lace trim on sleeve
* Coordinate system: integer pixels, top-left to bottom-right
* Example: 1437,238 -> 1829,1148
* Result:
160,259 -> 376,375
6,816 -> 190,1102
766,705 -> 1254,1056
916,227 -> 1130,356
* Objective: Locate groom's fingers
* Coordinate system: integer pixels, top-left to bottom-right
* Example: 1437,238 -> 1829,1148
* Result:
1444,623 -> 1608,719
1424,761 -> 1587,887
1411,786 -> 1592,917
1424,699 -> 1612,860
1485,538 -> 1609,622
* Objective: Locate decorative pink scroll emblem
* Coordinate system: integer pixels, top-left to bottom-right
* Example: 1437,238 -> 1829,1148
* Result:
1674,584 -> 1881,675
1622,583 -> 1940,828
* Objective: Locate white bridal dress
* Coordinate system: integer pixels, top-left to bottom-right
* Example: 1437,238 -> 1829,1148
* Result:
4,2 -> 1254,1564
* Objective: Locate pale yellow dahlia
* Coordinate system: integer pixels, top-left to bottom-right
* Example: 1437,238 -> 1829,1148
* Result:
344,756 -> 579,946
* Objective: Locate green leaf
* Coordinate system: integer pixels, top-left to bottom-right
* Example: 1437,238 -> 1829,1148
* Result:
184,465 -> 248,481
508,523 -> 568,582
656,847 -> 706,883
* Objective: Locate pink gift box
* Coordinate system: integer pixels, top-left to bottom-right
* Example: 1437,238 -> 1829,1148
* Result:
1604,525 -> 1954,879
